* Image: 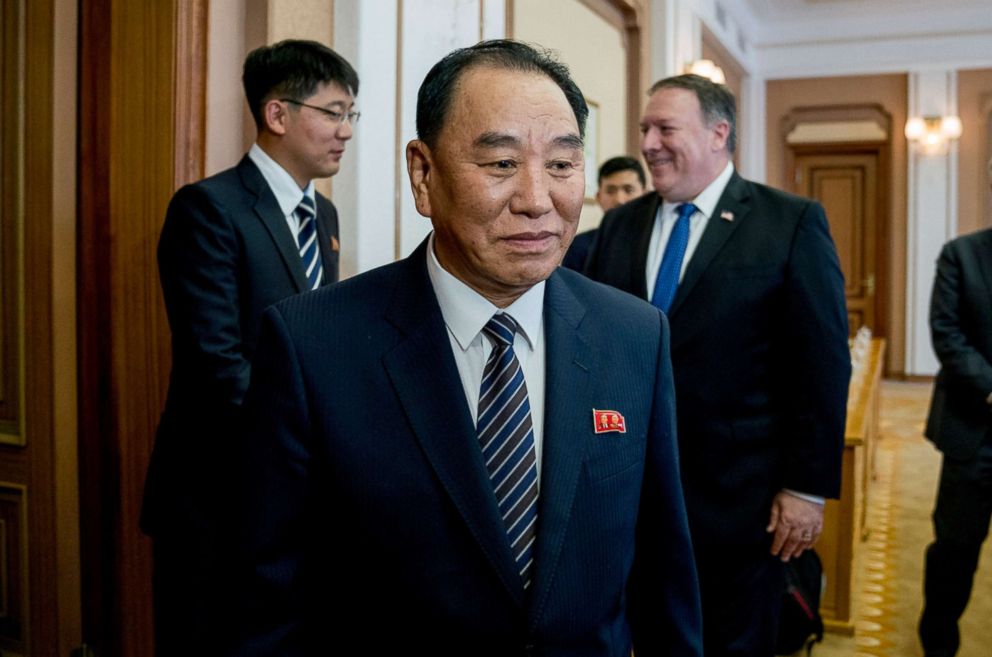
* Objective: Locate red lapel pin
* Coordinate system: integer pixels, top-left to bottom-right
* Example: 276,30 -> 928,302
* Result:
593,409 -> 627,434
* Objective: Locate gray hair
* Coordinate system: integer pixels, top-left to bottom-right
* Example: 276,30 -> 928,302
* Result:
649,74 -> 737,154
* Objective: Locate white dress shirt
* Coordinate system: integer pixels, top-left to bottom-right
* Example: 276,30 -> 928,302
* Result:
645,161 -> 735,299
248,143 -> 315,240
425,234 -> 546,481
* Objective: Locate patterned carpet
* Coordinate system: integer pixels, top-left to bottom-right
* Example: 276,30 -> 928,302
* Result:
810,380 -> 992,657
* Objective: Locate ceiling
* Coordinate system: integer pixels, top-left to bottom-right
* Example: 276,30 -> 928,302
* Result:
745,0 -> 992,18
737,0 -> 992,48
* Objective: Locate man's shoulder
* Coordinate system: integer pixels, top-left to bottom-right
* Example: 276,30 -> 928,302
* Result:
733,175 -> 815,211
274,256 -> 409,323
596,192 -> 658,237
610,191 -> 658,219
172,158 -> 252,206
946,226 -> 992,254
553,267 -> 661,325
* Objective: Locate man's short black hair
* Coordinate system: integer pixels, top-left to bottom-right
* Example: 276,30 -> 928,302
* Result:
598,156 -> 646,187
416,39 -> 588,148
649,74 -> 737,154
243,39 -> 359,128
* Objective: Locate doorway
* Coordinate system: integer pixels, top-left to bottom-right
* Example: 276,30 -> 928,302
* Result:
791,145 -> 888,339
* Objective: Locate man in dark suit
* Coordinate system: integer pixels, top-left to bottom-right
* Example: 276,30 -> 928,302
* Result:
231,40 -> 702,657
919,164 -> 992,657
140,40 -> 359,655
584,74 -> 850,656
562,156 -> 645,271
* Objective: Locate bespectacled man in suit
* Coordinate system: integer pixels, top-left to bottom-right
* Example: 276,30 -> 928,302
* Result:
140,39 -> 358,656
229,39 -> 702,657
918,157 -> 992,657
584,74 -> 851,657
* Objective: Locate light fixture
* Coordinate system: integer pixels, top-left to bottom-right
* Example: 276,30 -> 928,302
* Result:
905,115 -> 963,153
684,59 -> 726,85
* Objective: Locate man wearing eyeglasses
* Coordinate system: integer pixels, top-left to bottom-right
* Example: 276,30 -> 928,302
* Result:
140,39 -> 359,656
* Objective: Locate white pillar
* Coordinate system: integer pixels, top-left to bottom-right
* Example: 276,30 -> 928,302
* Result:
740,74 -> 765,183
905,68 -> 959,375
334,0 -> 507,276
332,0 -> 400,278
650,0 -> 696,81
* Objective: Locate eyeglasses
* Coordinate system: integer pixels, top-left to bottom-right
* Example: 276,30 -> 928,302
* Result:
280,99 -> 361,126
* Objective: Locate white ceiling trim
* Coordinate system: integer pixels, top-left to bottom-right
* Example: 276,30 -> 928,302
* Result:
756,31 -> 992,80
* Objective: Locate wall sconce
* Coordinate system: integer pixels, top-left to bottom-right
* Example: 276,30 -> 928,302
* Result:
684,59 -> 726,85
905,115 -> 963,153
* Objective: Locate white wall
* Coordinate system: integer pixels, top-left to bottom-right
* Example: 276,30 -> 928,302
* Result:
205,0 -> 247,176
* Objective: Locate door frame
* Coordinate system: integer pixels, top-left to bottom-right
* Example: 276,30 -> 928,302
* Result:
77,0 -> 207,654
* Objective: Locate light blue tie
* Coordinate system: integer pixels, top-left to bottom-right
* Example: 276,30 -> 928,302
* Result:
650,203 -> 697,313
296,196 -> 323,290
478,313 -> 539,589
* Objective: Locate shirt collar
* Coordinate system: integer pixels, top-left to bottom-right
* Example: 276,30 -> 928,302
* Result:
248,143 -> 315,217
661,160 -> 735,219
425,233 -> 544,353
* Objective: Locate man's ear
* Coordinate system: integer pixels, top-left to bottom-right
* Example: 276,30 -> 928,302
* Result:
262,99 -> 290,136
406,139 -> 434,218
710,120 -> 730,153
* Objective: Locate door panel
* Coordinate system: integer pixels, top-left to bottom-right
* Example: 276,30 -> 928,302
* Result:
1,0 -> 83,654
795,152 -> 880,335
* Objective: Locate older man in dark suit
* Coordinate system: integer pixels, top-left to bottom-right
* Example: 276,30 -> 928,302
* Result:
141,40 -> 358,655
919,161 -> 992,657
584,74 -> 851,657
230,40 -> 702,657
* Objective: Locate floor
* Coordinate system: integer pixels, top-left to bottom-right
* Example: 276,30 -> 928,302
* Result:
802,380 -> 992,657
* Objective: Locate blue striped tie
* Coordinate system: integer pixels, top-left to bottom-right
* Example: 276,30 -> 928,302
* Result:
651,202 -> 697,313
478,313 -> 539,589
296,196 -> 323,290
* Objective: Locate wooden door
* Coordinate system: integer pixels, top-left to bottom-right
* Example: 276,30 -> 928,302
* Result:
1,0 -> 83,654
794,150 -> 883,335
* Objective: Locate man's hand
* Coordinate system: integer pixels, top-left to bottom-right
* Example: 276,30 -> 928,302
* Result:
766,491 -> 824,562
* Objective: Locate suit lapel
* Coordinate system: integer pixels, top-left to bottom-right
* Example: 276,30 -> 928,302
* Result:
668,173 -> 750,317
237,156 -> 309,292
527,273 -> 596,626
382,242 -> 526,606
313,197 -> 338,283
628,192 -> 661,301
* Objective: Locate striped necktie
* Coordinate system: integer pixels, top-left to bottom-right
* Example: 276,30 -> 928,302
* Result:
478,313 -> 539,589
650,202 -> 697,313
296,196 -> 323,290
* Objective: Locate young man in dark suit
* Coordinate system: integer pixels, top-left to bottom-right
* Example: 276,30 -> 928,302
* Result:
919,161 -> 992,657
584,74 -> 851,657
140,40 -> 359,655
230,40 -> 702,657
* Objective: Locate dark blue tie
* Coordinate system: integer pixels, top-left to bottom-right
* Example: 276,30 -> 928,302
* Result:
296,196 -> 323,290
650,203 -> 697,313
478,313 -> 539,589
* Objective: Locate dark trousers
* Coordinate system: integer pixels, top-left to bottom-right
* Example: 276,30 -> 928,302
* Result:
152,528 -> 235,657
696,551 -> 785,657
919,433 -> 992,657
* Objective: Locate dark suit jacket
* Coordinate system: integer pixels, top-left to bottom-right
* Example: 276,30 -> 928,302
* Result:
925,227 -> 992,460
141,155 -> 340,535
562,228 -> 596,271
231,240 -> 702,657
585,173 -> 851,555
